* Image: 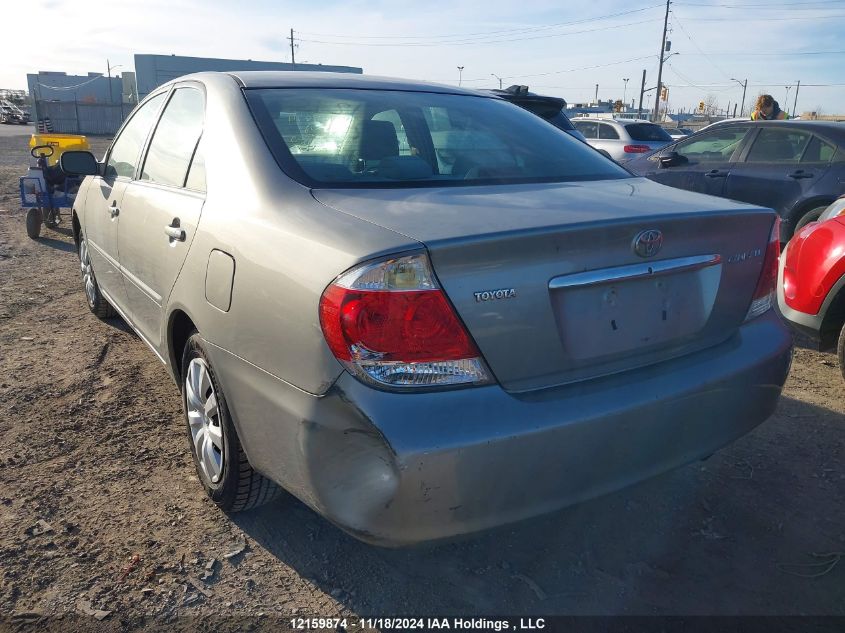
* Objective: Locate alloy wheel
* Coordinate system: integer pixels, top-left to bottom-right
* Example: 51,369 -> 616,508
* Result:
185,358 -> 225,485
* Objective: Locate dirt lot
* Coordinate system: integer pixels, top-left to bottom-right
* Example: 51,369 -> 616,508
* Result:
0,131 -> 843,631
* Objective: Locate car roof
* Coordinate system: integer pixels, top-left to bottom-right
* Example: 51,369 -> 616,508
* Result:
709,119 -> 845,136
222,71 -> 486,96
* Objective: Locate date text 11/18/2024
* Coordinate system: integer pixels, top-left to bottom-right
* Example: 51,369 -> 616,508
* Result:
289,617 -> 547,630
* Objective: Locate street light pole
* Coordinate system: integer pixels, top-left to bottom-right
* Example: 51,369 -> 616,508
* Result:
784,85 -> 792,114
623,78 -> 630,105
457,66 -> 464,87
491,73 -> 503,89
730,78 -> 747,117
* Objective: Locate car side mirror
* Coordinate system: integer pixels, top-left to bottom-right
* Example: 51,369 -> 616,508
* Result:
658,151 -> 687,168
60,151 -> 99,176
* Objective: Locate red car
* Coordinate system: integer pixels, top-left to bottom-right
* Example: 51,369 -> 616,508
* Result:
778,195 -> 845,378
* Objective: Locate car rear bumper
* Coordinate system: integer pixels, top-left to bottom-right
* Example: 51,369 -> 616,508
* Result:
210,309 -> 792,546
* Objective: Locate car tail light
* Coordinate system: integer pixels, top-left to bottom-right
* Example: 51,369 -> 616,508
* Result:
623,144 -> 651,153
745,216 -> 781,321
319,253 -> 493,389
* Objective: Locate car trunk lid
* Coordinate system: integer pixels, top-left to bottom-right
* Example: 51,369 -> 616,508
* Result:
313,178 -> 776,392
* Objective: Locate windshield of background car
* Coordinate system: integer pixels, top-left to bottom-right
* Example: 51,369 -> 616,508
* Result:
625,123 -> 673,142
245,88 -> 629,188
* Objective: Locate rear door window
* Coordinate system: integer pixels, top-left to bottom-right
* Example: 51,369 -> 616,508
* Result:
675,126 -> 751,162
105,92 -> 166,179
574,121 -> 597,138
800,136 -> 836,164
745,128 -> 813,163
141,87 -> 205,187
598,124 -> 620,140
625,123 -> 673,142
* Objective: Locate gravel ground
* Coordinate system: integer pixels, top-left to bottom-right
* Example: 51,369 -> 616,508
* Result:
0,130 -> 843,632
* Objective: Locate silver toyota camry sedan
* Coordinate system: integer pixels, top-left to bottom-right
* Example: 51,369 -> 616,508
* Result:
61,72 -> 792,546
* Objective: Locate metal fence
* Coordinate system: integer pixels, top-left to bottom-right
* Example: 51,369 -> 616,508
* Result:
34,101 -> 134,136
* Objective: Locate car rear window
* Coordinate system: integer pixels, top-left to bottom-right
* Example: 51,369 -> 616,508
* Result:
515,101 -> 576,131
625,123 -> 673,142
244,88 -> 628,188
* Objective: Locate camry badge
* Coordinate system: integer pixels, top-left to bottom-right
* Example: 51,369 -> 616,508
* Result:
633,229 -> 663,258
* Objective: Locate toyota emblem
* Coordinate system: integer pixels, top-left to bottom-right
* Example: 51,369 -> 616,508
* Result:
633,229 -> 663,258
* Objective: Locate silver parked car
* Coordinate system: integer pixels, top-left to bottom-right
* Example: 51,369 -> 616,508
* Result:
61,72 -> 791,546
572,117 -> 673,162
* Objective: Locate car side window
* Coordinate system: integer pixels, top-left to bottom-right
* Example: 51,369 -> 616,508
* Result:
745,128 -> 812,163
185,137 -> 206,193
141,87 -> 205,187
674,126 -> 750,162
574,121 -> 597,139
800,136 -> 836,164
598,124 -> 619,140
105,93 -> 166,179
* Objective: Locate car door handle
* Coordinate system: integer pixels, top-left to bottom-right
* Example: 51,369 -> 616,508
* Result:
788,170 -> 814,179
705,170 -> 728,178
164,219 -> 186,242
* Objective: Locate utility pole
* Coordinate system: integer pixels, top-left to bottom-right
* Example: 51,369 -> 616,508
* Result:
792,80 -> 800,118
595,84 -> 599,104
107,59 -> 113,104
652,0 -> 671,123
638,69 -> 647,119
289,29 -> 296,69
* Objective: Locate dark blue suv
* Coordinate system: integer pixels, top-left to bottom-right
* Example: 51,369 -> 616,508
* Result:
626,121 -> 845,240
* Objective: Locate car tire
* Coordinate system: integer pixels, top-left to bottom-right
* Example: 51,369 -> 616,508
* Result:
794,206 -> 829,234
838,323 -> 845,382
181,333 -> 283,512
78,235 -> 116,319
26,207 -> 42,239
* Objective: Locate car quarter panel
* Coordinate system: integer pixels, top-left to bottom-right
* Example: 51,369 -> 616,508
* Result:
163,73 -> 422,394
778,217 -> 845,346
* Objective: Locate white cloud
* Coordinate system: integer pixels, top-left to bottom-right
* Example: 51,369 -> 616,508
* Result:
2,0 -> 843,114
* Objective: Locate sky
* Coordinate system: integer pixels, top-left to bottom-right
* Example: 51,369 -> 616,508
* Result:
3,0 -> 845,116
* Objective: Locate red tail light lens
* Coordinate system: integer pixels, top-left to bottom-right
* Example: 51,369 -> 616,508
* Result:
745,216 -> 781,321
319,253 -> 492,388
623,144 -> 652,153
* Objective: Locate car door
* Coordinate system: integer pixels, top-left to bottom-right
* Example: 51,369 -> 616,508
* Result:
116,85 -> 206,352
647,125 -> 752,197
725,127 -> 836,223
83,92 -> 166,312
573,120 -> 597,145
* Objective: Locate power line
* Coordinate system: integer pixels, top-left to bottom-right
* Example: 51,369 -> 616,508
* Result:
296,5 -> 663,41
702,49 -> 845,55
678,11 -> 845,18
675,0 -> 845,6
296,18 -> 660,47
670,11 -> 733,80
